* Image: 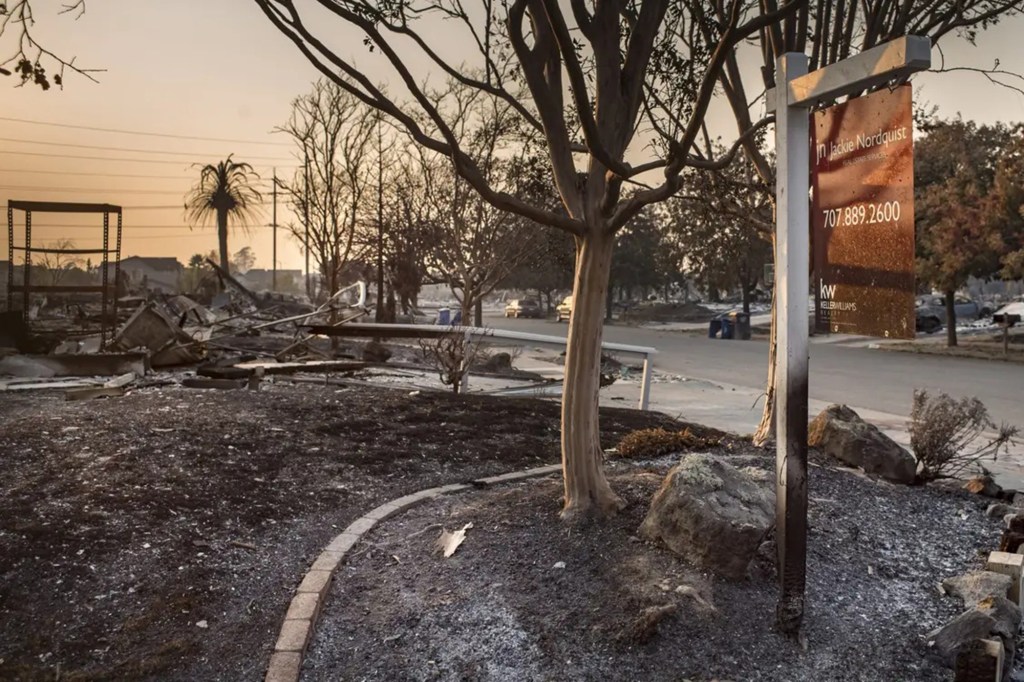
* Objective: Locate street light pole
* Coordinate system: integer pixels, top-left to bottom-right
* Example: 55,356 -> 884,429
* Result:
272,168 -> 277,292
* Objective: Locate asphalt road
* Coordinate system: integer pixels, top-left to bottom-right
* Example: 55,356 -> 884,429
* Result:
483,313 -> 1024,426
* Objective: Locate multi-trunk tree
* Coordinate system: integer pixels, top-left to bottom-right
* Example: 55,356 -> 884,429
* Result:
405,83 -> 547,327
252,0 -> 1024,521
278,79 -> 375,304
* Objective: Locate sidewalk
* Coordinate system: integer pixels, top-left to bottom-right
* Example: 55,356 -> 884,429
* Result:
508,352 -> 1024,491
600,372 -> 1024,490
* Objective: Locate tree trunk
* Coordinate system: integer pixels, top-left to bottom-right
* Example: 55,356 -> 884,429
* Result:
458,287 -> 476,327
328,266 -> 339,352
605,283 -> 613,322
742,282 -> 751,315
561,230 -> 622,521
385,284 -> 397,322
945,290 -> 958,347
474,298 -> 483,327
216,208 -> 230,289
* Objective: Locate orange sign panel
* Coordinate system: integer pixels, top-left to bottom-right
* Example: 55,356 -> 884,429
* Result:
811,84 -> 915,339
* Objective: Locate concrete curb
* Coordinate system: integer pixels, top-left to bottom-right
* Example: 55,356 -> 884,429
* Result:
264,464 -> 561,682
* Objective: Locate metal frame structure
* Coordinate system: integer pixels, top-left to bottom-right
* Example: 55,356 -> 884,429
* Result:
6,200 -> 124,347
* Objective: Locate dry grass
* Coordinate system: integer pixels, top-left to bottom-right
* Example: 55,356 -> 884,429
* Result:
615,427 -> 720,459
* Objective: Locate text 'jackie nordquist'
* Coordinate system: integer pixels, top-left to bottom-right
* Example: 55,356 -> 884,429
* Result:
815,125 -> 909,164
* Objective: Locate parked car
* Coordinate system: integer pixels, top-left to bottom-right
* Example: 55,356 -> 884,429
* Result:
914,308 -> 943,334
504,298 -> 542,318
914,294 -> 991,333
555,295 -> 573,322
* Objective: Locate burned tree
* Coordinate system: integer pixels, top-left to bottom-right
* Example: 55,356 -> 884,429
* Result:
278,79 -> 375,304
253,0 -> 1023,521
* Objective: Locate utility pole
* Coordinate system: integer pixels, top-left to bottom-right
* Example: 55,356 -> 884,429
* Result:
375,119 -> 385,322
302,150 -> 311,299
272,168 -> 278,292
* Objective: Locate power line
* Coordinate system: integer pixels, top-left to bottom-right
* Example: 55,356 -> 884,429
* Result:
0,169 -> 202,180
0,150 -> 293,166
1,184 -> 273,195
29,224 -> 274,230
1,150 -> 205,166
0,140 -> 292,161
0,168 -> 290,182
0,116 -> 292,147
0,136 -> 293,162
1,185 -> 187,195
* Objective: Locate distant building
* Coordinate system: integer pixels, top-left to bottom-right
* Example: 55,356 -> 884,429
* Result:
238,268 -> 303,293
106,256 -> 183,294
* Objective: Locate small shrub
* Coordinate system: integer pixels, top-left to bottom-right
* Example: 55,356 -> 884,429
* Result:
909,389 -> 1019,481
615,427 -> 718,459
418,328 -> 485,394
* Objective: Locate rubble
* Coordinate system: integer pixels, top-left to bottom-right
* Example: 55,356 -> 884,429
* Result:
111,302 -> 202,367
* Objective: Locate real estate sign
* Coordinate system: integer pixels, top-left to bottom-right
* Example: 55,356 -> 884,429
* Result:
811,84 -> 915,339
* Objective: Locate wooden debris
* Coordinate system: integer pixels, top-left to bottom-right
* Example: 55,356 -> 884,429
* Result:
65,386 -> 126,401
434,523 -> 473,558
181,378 -> 247,390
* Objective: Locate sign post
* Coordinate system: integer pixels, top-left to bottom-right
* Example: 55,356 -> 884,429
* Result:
770,35 -> 930,635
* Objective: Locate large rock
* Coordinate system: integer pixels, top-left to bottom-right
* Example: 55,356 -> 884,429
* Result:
808,404 -> 917,484
943,571 -> 1013,606
928,596 -> 1020,677
639,454 -> 774,580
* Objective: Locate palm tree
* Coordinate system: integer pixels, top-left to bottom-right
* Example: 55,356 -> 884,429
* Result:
184,155 -> 263,274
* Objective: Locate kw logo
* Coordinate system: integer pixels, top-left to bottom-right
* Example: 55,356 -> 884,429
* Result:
820,282 -> 837,299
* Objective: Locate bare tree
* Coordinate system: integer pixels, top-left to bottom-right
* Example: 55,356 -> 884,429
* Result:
37,238 -> 83,286
409,84 -> 546,327
279,79 -> 375,304
252,0 -> 1023,522
0,0 -> 100,88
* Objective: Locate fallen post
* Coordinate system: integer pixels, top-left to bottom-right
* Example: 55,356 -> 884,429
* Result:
65,386 -> 126,401
0,352 -> 149,378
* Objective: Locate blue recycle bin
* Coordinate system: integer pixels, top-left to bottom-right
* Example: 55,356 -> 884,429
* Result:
720,316 -> 734,339
437,307 -> 451,325
708,318 -> 722,338
451,309 -> 463,325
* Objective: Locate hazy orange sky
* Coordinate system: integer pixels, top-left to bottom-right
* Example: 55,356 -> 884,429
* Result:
2,1 -> 1023,272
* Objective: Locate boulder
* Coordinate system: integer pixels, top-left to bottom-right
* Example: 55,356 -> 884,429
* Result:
480,352 -> 513,373
362,341 -> 392,363
639,454 -> 774,580
928,596 -> 1020,677
987,503 -> 1016,519
942,571 -> 1013,606
808,404 -> 917,484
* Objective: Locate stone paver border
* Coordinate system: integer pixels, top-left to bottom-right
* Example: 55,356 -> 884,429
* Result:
264,464 -> 561,682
